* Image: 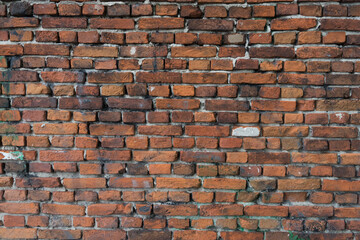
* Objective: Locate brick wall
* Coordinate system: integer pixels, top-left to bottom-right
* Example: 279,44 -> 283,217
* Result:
0,0 -> 359,239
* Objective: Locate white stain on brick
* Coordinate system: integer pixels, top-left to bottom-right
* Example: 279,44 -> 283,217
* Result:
335,113 -> 344,120
143,181 -> 151,188
130,47 -> 136,55
232,127 -> 260,137
94,5 -> 103,11
132,179 -> 138,188
0,151 -> 24,160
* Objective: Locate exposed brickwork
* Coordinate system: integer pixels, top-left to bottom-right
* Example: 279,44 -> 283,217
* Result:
0,0 -> 360,239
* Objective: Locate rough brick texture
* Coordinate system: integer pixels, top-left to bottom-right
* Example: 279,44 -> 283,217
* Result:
0,0 -> 359,239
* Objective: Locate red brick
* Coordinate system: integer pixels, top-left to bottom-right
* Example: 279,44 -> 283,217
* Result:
290,206 -> 333,217
203,179 -> 246,190
0,229 -> 37,239
320,19 -> 360,31
172,47 -> 216,58
89,124 -> 134,136
0,17 -> 38,28
250,47 -> 295,58
139,18 -> 184,29
157,99 -> 199,110
84,230 -> 126,240
87,150 -> 130,161
271,18 -> 317,30
83,4 -> 105,15
89,18 -> 134,29
244,205 -> 288,217
156,5 -> 178,16
43,17 -> 86,28
221,232 -> 263,240
24,44 -> 69,56
138,126 -> 182,136
109,177 -> 153,188
189,19 -> 233,31
313,126 -> 358,138
237,20 -> 266,30
73,46 -> 118,58
278,179 -> 321,190
34,4 -> 57,15
63,178 -> 106,189
157,177 -> 200,189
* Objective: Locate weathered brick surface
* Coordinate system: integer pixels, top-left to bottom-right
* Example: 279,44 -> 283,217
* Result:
0,0 -> 359,239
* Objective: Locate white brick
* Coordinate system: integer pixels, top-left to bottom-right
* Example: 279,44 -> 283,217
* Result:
232,127 -> 260,137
